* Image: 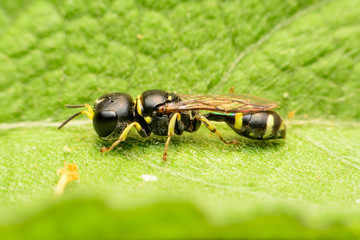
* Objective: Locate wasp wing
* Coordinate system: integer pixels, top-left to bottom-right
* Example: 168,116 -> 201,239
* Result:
162,93 -> 279,113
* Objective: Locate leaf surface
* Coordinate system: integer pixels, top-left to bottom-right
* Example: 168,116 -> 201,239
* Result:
0,0 -> 360,238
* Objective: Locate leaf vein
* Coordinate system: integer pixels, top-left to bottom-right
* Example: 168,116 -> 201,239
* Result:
212,0 -> 334,90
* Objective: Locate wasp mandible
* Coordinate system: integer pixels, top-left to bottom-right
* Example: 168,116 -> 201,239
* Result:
59,89 -> 286,161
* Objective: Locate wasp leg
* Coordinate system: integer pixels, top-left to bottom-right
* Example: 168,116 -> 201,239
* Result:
196,116 -> 239,145
162,113 -> 181,161
101,122 -> 142,152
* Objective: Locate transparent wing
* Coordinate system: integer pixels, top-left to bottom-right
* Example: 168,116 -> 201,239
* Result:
161,93 -> 279,114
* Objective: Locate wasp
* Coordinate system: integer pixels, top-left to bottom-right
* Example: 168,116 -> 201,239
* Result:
59,89 -> 286,161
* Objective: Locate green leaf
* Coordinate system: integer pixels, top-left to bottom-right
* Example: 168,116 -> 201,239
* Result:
1,0 -> 360,238
1,122 -> 360,238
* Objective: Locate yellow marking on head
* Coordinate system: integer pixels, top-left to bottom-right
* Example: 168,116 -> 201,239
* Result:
168,96 -> 172,101
263,114 -> 274,139
145,116 -> 152,124
136,95 -> 143,116
95,99 -> 101,105
234,113 -> 243,129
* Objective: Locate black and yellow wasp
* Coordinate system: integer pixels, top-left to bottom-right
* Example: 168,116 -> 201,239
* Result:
59,89 -> 286,160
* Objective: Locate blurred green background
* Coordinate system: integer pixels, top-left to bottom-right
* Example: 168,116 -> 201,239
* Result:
1,0 -> 360,239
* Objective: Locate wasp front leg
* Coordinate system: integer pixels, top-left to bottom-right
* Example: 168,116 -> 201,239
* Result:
101,122 -> 143,152
162,113 -> 181,161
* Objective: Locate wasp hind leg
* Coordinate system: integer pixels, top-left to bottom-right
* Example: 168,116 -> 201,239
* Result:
162,113 -> 181,161
196,115 -> 239,145
101,122 -> 143,152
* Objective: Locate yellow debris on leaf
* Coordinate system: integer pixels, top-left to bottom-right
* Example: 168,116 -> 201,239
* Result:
64,146 -> 73,152
229,86 -> 235,94
287,111 -> 296,119
54,162 -> 79,198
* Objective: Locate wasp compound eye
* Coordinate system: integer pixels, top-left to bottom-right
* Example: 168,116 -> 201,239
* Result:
93,111 -> 118,137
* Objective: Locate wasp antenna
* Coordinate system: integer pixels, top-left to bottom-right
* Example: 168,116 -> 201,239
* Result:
58,112 -> 82,130
65,105 -> 86,108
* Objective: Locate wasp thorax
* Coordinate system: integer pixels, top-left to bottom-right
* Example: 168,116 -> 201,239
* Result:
141,90 -> 179,117
93,93 -> 135,137
141,90 -> 167,116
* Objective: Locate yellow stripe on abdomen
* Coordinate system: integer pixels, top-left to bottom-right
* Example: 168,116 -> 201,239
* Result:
234,113 -> 243,130
263,114 -> 274,139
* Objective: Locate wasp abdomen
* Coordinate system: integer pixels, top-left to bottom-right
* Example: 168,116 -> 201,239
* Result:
204,111 -> 286,140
